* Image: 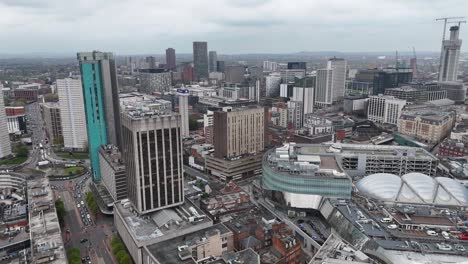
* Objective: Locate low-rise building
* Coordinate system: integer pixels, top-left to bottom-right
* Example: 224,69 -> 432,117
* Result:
5,106 -> 26,134
397,110 -> 455,144
143,223 -> 234,264
367,94 -> 406,125
98,145 -> 127,202
438,138 -> 468,157
114,199 -> 213,263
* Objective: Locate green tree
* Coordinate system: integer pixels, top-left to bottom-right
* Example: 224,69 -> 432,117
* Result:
16,145 -> 28,158
119,254 -> 131,264
55,199 -> 66,226
67,248 -> 81,264
53,136 -> 64,146
189,116 -> 199,131
44,93 -> 59,102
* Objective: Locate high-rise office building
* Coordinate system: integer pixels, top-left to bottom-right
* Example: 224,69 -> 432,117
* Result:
225,65 -> 245,83
77,51 -> 122,181
182,63 -> 194,83
206,106 -> 266,181
213,107 -> 265,159
121,99 -> 184,214
0,90 -> 11,158
178,89 -> 189,138
57,78 -> 88,150
439,26 -> 462,82
216,61 -> 225,73
287,62 -> 306,70
138,69 -> 172,93
315,58 -> 347,106
292,76 -> 315,117
40,103 -> 62,144
355,68 -> 413,95
367,95 -> 406,125
193,41 -> 209,81
166,48 -> 176,71
208,51 -> 217,73
145,56 -> 157,69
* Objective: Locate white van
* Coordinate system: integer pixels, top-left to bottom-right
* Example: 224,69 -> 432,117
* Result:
380,217 -> 392,223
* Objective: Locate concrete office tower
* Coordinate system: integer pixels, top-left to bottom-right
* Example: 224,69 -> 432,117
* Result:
145,56 -> 157,69
287,62 -> 306,70
193,41 -> 209,81
439,26 -> 462,82
213,107 -> 265,159
265,73 -> 281,97
225,65 -> 245,83
367,95 -> 406,125
216,61 -> 225,73
208,51 -> 217,73
77,51 -> 122,182
166,48 -> 176,71
121,99 -> 184,214
0,91 -> 11,158
139,69 -> 172,93
292,76 -> 316,117
178,89 -> 189,138
315,58 -> 347,106
57,78 -> 88,150
40,103 -> 62,144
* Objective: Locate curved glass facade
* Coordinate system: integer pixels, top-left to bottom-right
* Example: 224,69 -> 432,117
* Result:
262,161 -> 352,199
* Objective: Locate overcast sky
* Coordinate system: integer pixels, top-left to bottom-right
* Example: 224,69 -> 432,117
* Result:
1,0 -> 467,55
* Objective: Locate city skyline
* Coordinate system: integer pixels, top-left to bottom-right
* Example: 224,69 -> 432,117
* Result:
0,0 -> 467,54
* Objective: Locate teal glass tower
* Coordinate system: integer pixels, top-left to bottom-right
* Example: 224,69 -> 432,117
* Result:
77,51 -> 122,182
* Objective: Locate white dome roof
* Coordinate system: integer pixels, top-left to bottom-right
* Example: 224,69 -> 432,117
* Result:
356,173 -> 468,206
355,173 -> 401,201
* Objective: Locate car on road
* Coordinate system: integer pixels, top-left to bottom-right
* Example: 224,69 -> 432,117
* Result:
81,201 -> 84,205
80,238 -> 88,243
455,244 -> 465,251
459,233 -> 468,240
436,243 -> 452,251
77,204 -> 81,208
426,230 -> 438,236
442,231 -> 450,240
387,224 -> 398,230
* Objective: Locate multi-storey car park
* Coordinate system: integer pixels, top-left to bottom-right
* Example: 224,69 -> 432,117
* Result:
262,143 -> 439,211
261,143 -> 468,263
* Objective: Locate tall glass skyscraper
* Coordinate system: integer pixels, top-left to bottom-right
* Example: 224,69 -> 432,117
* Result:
77,51 -> 122,181
193,41 -> 208,81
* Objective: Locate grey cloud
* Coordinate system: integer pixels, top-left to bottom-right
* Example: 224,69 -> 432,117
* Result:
0,0 -> 49,8
226,0 -> 272,7
213,18 -> 284,28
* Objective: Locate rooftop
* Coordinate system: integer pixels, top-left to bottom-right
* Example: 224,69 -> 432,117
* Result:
27,176 -> 66,263
145,223 -> 231,264
115,199 -> 213,247
120,98 -> 173,119
311,233 -> 370,263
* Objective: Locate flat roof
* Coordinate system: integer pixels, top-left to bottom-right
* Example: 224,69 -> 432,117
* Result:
145,223 -> 231,264
115,199 -> 212,246
27,176 -> 66,263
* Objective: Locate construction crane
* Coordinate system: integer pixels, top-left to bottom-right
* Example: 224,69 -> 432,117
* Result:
436,17 -> 465,41
448,20 -> 467,27
412,47 -> 417,77
435,17 -> 465,80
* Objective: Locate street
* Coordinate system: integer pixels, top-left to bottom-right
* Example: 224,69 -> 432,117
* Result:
53,175 -> 115,264
25,102 -> 115,264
